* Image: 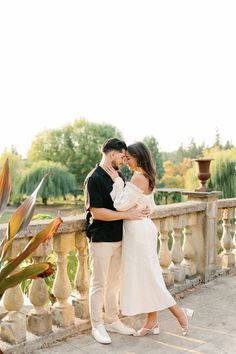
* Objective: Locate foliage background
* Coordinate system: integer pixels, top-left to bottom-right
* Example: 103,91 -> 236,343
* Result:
0,119 -> 235,207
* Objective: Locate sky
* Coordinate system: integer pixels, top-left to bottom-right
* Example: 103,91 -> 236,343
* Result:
0,1 -> 236,157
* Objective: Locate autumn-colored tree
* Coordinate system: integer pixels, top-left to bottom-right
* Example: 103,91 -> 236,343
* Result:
161,158 -> 193,190
161,161 -> 181,187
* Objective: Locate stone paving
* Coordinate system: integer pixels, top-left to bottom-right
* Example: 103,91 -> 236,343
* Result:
32,273 -> 236,354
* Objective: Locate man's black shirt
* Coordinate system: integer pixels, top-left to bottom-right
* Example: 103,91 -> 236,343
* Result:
84,165 -> 123,242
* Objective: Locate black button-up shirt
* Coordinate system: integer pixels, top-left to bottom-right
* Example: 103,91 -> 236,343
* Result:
84,165 -> 123,242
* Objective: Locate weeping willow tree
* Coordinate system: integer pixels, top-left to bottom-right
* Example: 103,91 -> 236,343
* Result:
209,159 -> 236,198
19,161 -> 77,205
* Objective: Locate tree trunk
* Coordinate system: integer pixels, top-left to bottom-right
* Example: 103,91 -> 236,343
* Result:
42,197 -> 48,205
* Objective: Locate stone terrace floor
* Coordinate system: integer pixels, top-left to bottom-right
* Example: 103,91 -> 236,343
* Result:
32,273 -> 236,354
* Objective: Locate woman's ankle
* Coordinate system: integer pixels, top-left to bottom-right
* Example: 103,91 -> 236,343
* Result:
177,312 -> 188,328
143,320 -> 158,329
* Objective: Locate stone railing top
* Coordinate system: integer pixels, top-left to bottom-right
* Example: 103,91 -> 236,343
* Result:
151,200 -> 206,218
182,191 -> 222,197
217,198 -> 236,209
0,215 -> 86,241
1,197 -> 235,242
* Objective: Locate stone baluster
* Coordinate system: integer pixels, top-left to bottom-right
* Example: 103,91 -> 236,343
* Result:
72,231 -> 90,319
159,217 -> 174,287
216,209 -> 223,267
234,232 -> 236,252
27,239 -> 53,335
183,191 -> 221,282
233,209 -> 236,264
52,232 -> 75,327
221,209 -> 234,268
182,224 -> 196,277
0,238 -> 28,344
170,216 -> 185,282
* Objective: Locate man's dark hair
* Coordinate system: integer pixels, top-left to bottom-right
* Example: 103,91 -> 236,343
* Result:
101,138 -> 127,154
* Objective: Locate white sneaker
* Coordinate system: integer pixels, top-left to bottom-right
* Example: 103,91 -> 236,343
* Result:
91,324 -> 111,344
105,320 -> 136,335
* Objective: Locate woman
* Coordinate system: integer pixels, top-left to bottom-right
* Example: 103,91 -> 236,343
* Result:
104,142 -> 193,336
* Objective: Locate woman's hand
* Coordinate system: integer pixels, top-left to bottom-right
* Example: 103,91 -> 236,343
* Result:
104,165 -> 119,181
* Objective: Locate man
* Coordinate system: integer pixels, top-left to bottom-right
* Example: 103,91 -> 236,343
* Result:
84,138 -> 145,344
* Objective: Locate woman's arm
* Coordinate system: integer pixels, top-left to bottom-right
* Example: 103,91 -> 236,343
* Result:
90,207 -> 145,221
104,166 -> 150,215
103,166 -> 145,211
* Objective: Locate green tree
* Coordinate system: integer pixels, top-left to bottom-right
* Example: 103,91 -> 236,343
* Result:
210,158 -> 236,198
161,140 -> 205,164
28,118 -> 123,187
27,128 -> 63,163
143,136 -> 164,184
66,119 -> 123,186
19,161 -> 77,205
184,138 -> 205,159
213,128 -> 223,149
224,140 -> 234,150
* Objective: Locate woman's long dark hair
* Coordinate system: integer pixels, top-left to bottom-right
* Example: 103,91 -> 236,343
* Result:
127,142 -> 156,191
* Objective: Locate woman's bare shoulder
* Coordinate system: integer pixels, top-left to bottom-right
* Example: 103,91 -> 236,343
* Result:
130,173 -> 149,191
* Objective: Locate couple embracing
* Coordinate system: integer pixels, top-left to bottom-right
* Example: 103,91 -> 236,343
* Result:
84,138 -> 193,344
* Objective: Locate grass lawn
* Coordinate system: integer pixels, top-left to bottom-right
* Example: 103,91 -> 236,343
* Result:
0,201 -> 85,224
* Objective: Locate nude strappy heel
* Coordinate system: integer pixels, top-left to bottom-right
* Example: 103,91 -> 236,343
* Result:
133,322 -> 160,337
181,308 -> 194,336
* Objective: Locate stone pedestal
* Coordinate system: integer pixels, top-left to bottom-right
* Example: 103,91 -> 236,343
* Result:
72,299 -> 89,319
182,191 -> 222,282
171,265 -> 186,283
182,258 -> 197,277
222,253 -> 235,268
0,311 -> 26,344
27,312 -> 52,336
53,303 -> 75,327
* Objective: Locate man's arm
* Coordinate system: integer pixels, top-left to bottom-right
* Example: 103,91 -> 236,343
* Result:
90,207 -> 146,221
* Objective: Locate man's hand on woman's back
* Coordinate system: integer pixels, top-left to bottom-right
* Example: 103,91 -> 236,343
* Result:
125,206 -> 149,220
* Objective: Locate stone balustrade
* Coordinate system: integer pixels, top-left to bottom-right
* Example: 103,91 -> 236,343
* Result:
0,193 -> 235,352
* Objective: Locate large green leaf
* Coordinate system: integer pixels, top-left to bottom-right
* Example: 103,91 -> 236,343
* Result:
0,262 -> 51,296
0,217 -> 62,280
8,174 -> 50,238
0,174 -> 50,261
0,159 -> 11,218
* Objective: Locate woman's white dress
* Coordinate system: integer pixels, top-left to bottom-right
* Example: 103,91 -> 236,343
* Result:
111,177 -> 176,316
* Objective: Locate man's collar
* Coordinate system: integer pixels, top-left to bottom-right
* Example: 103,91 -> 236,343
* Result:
96,164 -> 124,180
96,164 -> 108,177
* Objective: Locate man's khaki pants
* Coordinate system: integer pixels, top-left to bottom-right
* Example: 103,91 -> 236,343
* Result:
89,241 -> 122,328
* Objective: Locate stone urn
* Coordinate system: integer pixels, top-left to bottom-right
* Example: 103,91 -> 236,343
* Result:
194,158 -> 213,192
